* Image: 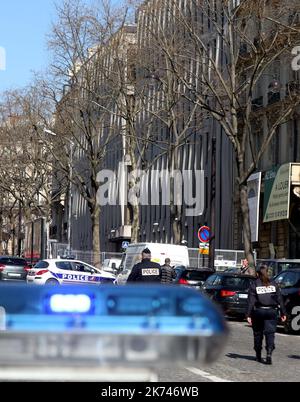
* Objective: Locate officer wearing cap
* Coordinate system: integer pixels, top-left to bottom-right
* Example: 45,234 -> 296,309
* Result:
127,248 -> 162,283
246,264 -> 287,364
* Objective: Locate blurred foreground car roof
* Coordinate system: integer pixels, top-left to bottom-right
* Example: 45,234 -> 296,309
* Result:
0,284 -> 228,381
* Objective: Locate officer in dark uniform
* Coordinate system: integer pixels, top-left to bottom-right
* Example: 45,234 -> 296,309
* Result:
127,248 -> 162,283
246,264 -> 287,364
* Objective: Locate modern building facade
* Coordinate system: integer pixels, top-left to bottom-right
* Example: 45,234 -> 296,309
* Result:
53,0 -> 300,261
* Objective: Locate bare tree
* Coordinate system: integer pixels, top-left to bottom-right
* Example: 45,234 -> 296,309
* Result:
35,0 -> 133,264
0,89 -> 56,256
141,0 -> 300,271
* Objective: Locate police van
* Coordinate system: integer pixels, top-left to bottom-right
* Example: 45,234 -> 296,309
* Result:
26,259 -> 115,286
115,243 -> 189,285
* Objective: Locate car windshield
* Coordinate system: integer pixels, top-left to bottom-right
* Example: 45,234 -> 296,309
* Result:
221,276 -> 252,289
279,262 -> 300,271
34,261 -> 49,269
0,258 -> 27,266
184,270 -> 213,281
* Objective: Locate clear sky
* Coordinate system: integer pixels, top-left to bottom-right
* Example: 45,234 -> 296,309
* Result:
0,0 -> 57,94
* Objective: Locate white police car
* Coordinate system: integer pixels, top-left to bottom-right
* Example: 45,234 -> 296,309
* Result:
26,259 -> 115,286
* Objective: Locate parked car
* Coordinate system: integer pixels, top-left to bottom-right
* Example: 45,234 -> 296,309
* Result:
257,259 -> 300,278
174,266 -> 214,290
0,256 -> 31,282
202,272 -> 255,319
26,259 -> 115,286
273,269 -> 300,333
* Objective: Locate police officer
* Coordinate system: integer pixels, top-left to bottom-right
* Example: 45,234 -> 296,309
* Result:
246,264 -> 287,365
161,258 -> 176,284
127,248 -> 162,283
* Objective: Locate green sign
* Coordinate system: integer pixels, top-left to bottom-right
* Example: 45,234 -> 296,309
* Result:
263,163 -> 291,223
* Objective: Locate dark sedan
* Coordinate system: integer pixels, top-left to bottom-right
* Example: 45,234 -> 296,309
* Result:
274,269 -> 300,333
174,266 -> 214,290
202,272 -> 255,319
0,256 -> 31,281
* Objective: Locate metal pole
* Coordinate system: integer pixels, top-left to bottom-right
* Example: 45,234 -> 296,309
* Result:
17,200 -> 22,256
67,141 -> 73,255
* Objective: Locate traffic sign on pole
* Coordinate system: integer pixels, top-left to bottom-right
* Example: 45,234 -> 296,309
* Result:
199,242 -> 209,255
198,226 -> 211,243
122,241 -> 130,250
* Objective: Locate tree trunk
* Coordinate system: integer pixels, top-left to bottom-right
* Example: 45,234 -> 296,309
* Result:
131,204 -> 139,243
172,206 -> 182,245
170,144 -> 182,244
0,199 -> 3,255
91,204 -> 101,268
239,182 -> 256,276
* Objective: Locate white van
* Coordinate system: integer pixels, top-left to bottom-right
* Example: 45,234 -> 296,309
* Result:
115,243 -> 189,285
101,258 -> 122,274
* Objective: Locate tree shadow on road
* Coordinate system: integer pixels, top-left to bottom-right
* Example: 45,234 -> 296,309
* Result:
226,353 -> 256,361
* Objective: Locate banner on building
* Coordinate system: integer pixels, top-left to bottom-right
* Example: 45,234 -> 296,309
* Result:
263,163 -> 291,223
247,172 -> 262,242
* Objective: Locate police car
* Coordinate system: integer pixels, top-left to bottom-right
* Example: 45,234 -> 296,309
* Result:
26,259 -> 115,286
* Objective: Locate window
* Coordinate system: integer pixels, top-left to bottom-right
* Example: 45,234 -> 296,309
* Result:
11,258 -> 27,266
275,272 -> 287,285
281,272 -> 299,288
33,261 -> 49,269
55,261 -> 73,271
0,258 -> 27,266
213,276 -> 223,286
72,262 -> 94,273
204,274 -> 217,286
279,262 -> 300,271
185,270 -> 213,282
221,276 -> 252,289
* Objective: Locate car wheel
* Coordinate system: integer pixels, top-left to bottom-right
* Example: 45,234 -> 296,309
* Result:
46,279 -> 59,286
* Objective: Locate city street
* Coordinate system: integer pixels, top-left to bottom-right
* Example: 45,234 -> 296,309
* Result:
158,320 -> 300,382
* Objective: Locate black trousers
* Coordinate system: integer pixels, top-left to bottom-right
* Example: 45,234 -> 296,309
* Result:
251,308 -> 278,352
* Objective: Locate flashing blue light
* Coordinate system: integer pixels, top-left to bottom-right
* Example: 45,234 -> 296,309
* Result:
49,294 -> 92,314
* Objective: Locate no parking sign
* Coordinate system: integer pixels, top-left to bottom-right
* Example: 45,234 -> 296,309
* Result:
198,226 -> 211,243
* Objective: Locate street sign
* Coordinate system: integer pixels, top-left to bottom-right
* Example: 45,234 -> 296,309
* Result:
122,241 -> 130,249
199,242 -> 209,255
198,226 -> 211,243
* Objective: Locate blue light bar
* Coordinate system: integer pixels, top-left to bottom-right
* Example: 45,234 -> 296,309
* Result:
0,284 -> 229,367
49,294 -> 92,314
0,284 -> 227,336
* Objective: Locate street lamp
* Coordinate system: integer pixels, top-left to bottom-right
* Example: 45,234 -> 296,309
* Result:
44,128 -> 74,256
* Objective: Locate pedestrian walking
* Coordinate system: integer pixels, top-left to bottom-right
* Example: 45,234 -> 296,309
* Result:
246,264 -> 287,364
241,258 -> 250,274
127,248 -> 162,283
161,258 -> 176,284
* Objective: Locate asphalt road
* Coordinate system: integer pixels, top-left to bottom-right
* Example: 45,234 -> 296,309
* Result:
157,320 -> 300,382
